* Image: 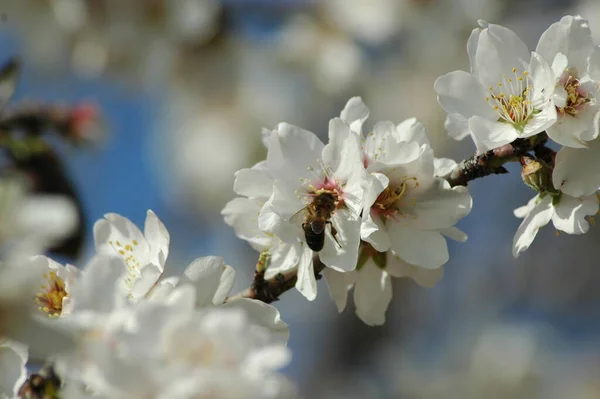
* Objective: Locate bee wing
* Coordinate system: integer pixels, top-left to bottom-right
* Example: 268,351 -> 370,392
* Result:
287,205 -> 309,226
341,192 -> 362,218
0,58 -> 20,111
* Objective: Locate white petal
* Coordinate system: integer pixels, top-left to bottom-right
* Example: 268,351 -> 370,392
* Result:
551,193 -> 599,234
183,256 -> 236,306
94,213 -> 150,265
353,261 -> 391,326
439,226 -> 468,243
222,298 -> 289,345
387,224 -> 449,268
553,140 -> 600,197
258,179 -> 304,244
400,178 -> 472,230
367,122 -> 422,168
222,197 -> 271,250
266,123 -> 324,183
387,254 -> 444,288
551,53 -> 569,80
526,52 -> 557,136
319,211 -> 361,272
434,158 -> 458,177
434,71 -> 497,120
233,161 -> 273,199
322,268 -> 352,312
467,27 -> 481,75
144,210 -> 169,271
326,121 -> 364,182
340,96 -> 370,133
512,195 -> 553,257
536,15 -> 594,76
129,264 -> 162,300
588,45 -> 600,82
0,341 -> 27,398
514,195 -> 540,218
265,241 -> 301,278
72,255 -> 128,313
295,245 -> 317,300
395,118 -> 431,147
361,210 -> 391,252
362,172 -> 388,210
468,116 -> 520,152
444,113 -> 472,141
474,23 -> 530,90
546,112 -> 592,149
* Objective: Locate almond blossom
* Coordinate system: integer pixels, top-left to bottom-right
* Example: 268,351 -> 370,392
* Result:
435,21 -> 556,152
258,120 -> 367,300
61,255 -> 294,399
0,257 -> 77,358
324,245 -> 443,326
537,16 -> 600,198
536,15 -> 600,148
92,211 -> 289,339
343,98 -> 471,268
64,305 -> 295,399
222,160 -> 302,280
512,192 -> 599,257
323,97 -> 470,325
94,210 -> 169,300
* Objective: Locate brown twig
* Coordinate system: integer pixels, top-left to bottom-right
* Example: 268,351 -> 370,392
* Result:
225,254 -> 326,304
443,133 -> 549,187
230,133 -> 556,304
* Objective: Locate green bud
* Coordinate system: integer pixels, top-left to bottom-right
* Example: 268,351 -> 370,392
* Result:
520,157 -> 560,196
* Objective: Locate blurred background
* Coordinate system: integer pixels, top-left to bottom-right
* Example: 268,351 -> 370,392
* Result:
3,0 -> 600,397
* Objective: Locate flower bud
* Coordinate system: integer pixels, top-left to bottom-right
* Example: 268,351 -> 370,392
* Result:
520,156 -> 559,196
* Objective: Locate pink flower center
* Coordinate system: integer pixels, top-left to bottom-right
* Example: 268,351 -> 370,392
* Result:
372,177 -> 418,220
307,176 -> 344,208
558,70 -> 591,116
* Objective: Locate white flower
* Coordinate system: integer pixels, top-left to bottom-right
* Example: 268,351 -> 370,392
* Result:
0,257 -> 76,358
323,97 -> 470,325
323,249 -> 443,326
28,256 -> 79,318
512,192 -> 599,257
67,251 -> 289,345
148,256 -> 290,343
222,161 -> 302,279
258,121 -> 367,300
539,16 -> 600,198
536,15 -> 600,148
65,301 -> 294,399
435,21 -> 556,152
0,339 -> 27,399
94,210 -> 169,300
343,98 -> 471,268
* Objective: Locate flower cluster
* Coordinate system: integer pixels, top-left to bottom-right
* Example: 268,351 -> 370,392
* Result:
434,15 -> 600,257
0,212 -> 293,399
224,97 -> 472,325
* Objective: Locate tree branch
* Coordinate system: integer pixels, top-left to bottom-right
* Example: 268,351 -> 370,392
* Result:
443,133 -> 549,187
225,254 -> 326,304
229,133 -> 556,305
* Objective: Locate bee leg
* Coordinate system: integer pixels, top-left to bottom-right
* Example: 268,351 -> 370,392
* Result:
327,221 -> 342,248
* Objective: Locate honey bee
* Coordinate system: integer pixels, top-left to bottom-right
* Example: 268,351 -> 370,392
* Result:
291,192 -> 342,252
